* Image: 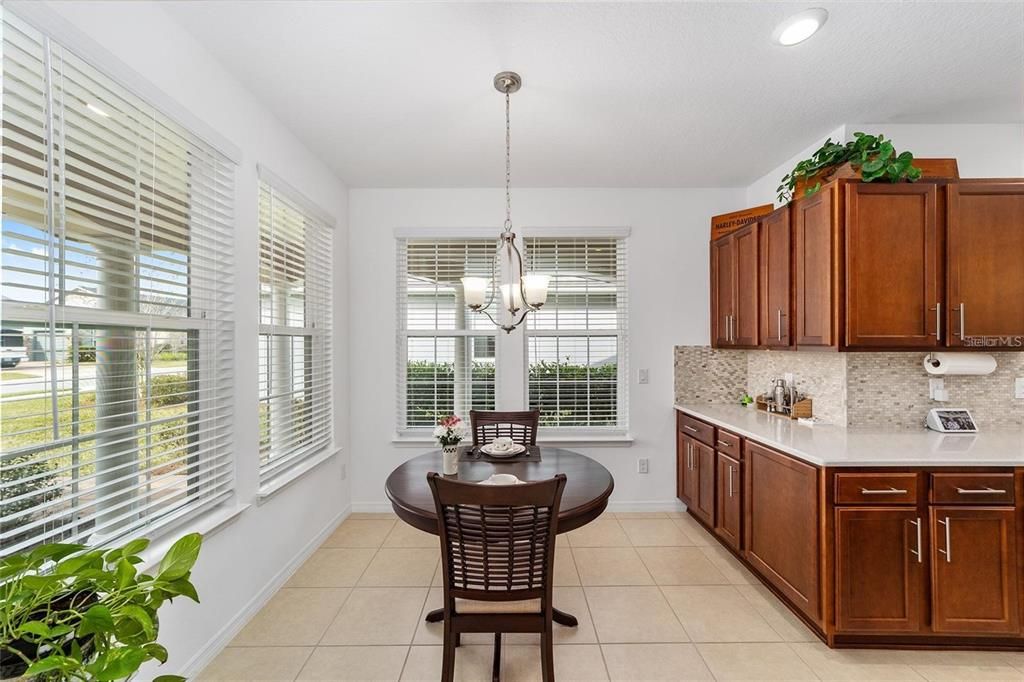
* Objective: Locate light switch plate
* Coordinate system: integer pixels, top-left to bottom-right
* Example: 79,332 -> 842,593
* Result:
637,458 -> 649,474
638,368 -> 649,385
1015,377 -> 1024,400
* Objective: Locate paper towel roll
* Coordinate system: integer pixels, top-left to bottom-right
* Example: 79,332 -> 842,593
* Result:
923,352 -> 997,376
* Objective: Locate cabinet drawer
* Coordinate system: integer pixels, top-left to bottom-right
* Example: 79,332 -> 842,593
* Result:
678,413 -> 714,447
931,473 -> 1015,505
714,428 -> 742,459
835,473 -> 919,505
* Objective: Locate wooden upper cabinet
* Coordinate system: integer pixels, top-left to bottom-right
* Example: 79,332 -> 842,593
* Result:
947,181 -> 1024,347
759,206 -> 792,348
845,183 -> 941,348
835,508 -> 924,633
711,223 -> 759,348
711,236 -> 735,347
744,441 -> 821,625
794,184 -> 839,347
930,506 -> 1019,635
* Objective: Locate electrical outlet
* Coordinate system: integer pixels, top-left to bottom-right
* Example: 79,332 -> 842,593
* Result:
637,458 -> 649,474
929,378 -> 946,401
638,368 -> 649,385
1016,377 -> 1024,400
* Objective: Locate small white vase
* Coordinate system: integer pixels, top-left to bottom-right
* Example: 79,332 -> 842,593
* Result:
442,445 -> 459,475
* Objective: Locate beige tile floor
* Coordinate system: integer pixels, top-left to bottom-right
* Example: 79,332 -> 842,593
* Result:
200,512 -> 1024,681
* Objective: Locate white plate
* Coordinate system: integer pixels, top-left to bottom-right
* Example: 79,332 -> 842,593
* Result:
478,474 -> 524,486
480,442 -> 526,457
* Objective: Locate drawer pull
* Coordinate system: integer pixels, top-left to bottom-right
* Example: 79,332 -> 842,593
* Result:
859,487 -> 908,495
955,486 -> 1006,495
717,439 -> 731,447
684,425 -> 698,433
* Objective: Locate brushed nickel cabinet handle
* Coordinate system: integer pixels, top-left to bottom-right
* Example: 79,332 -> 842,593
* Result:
930,303 -> 941,341
956,486 -> 1006,495
684,425 -> 698,433
728,465 -> 734,498
777,309 -> 783,341
909,518 -> 922,563
717,439 -> 731,447
952,303 -> 965,339
860,487 -> 908,495
937,516 -> 951,563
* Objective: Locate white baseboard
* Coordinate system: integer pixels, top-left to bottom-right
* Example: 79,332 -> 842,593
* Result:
179,504 -> 351,678
353,499 -> 685,514
607,500 -> 686,513
352,501 -> 399,514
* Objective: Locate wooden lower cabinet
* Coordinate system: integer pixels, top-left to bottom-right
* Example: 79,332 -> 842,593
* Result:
715,452 -> 741,550
835,508 -> 924,633
744,441 -> 821,625
930,506 -> 1020,635
677,433 -> 699,512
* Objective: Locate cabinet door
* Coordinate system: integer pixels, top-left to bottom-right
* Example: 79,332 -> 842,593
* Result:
835,508 -> 924,633
733,223 -> 759,346
715,452 -> 741,550
711,236 -> 735,347
930,506 -> 1019,634
846,183 -> 941,348
695,441 -> 716,526
794,185 -> 838,347
947,182 -> 1024,347
760,206 -> 792,348
744,442 -> 821,624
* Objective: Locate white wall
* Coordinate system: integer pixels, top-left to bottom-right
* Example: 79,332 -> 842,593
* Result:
746,123 -> 1024,206
348,188 -> 741,512
32,2 -> 351,678
844,123 -> 1024,178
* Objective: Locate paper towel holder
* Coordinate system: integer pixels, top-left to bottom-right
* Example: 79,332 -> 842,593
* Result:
923,352 -> 998,376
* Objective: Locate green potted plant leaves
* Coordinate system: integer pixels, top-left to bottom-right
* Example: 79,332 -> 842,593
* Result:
777,132 -> 923,204
1,533 -> 202,681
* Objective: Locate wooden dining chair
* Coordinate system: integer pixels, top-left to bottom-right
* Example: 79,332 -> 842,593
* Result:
427,471 -> 567,682
469,409 -> 541,446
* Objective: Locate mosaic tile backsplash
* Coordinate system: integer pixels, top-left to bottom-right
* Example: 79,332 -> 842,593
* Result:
675,346 -> 1024,429
673,346 -> 746,405
846,352 -> 1024,429
747,351 -> 848,427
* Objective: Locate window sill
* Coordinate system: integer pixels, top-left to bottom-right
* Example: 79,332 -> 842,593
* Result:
258,447 -> 340,503
392,434 -> 634,448
137,501 -> 250,573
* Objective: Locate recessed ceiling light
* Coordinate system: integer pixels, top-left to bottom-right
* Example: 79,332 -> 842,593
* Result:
86,102 -> 111,117
772,8 -> 828,46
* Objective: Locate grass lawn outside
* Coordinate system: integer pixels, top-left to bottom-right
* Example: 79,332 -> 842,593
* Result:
0,371 -> 35,381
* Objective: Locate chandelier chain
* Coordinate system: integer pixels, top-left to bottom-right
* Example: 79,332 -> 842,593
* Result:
504,89 -> 512,232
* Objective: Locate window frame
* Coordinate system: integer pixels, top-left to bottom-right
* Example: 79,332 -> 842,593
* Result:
394,227 -> 630,441
256,167 -> 335,489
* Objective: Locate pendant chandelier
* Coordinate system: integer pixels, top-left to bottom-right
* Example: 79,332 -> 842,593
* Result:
460,71 -> 549,333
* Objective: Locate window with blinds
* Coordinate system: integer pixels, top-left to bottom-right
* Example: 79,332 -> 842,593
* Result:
397,239 -> 497,430
0,13 -> 235,555
257,175 -> 333,483
525,237 -> 628,429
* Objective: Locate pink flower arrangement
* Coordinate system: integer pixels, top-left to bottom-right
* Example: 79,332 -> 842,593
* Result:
433,415 -> 469,447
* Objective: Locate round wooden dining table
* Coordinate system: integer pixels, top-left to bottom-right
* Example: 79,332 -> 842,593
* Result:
385,446 -> 614,627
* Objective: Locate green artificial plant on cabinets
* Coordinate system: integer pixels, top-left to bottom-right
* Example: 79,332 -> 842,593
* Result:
777,132 -> 923,204
1,533 -> 202,681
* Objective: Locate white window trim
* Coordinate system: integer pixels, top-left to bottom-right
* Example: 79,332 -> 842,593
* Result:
394,227 -> 631,442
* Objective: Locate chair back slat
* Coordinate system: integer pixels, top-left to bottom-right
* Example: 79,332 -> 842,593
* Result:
428,473 -> 566,600
469,409 -> 540,446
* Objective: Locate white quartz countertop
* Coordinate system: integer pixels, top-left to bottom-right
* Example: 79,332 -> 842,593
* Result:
675,403 -> 1024,468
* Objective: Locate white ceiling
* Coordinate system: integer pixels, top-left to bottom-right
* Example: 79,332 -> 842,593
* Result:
163,1 -> 1024,188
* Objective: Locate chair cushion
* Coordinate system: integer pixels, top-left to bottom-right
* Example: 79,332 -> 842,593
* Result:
454,597 -> 542,614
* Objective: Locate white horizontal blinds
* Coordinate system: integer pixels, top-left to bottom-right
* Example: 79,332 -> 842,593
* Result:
397,239 -> 497,429
525,237 -> 628,428
257,179 -> 332,483
1,13 -> 236,556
